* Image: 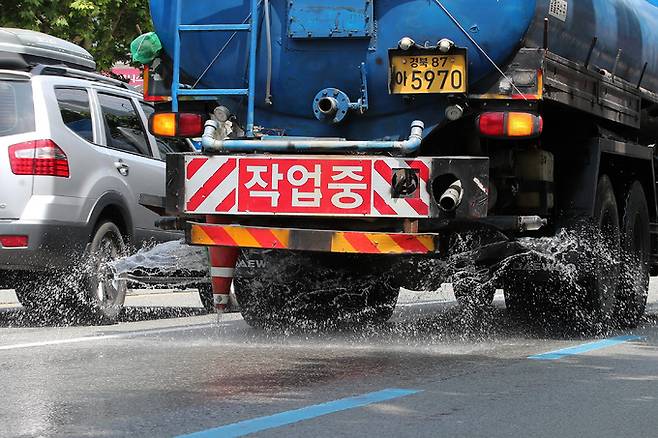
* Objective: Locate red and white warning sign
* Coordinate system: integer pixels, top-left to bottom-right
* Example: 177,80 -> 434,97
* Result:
183,155 -> 432,218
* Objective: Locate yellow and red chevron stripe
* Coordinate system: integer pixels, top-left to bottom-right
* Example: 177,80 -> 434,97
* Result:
188,223 -> 437,255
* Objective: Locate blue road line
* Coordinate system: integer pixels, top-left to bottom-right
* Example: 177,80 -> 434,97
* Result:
177,388 -> 421,438
528,335 -> 643,360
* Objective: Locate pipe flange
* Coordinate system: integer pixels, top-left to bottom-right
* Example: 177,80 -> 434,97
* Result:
313,88 -> 351,124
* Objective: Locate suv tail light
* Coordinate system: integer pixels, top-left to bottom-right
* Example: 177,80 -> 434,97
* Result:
0,235 -> 28,248
477,112 -> 543,138
149,112 -> 204,137
8,140 -> 70,177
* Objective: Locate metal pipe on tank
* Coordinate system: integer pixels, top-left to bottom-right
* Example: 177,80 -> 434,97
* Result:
201,120 -> 425,155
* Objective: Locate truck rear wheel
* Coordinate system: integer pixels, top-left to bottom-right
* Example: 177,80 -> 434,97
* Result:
577,175 -> 621,325
548,175 -> 620,330
501,176 -> 620,331
197,283 -> 215,313
615,181 -> 650,328
453,269 -> 495,310
234,250 -> 400,330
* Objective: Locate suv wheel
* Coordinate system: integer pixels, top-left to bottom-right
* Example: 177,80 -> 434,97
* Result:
77,221 -> 128,323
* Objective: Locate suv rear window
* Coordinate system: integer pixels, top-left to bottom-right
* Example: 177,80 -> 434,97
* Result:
55,88 -> 94,143
0,80 -> 35,137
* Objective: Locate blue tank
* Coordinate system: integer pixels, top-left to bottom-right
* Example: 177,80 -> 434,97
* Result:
149,0 -> 658,139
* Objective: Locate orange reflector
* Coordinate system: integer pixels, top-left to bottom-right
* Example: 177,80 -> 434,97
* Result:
150,113 -> 177,137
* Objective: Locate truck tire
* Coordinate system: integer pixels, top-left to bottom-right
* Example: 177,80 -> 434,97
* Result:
614,181 -> 650,328
551,175 -> 620,330
453,269 -> 495,310
234,250 -> 400,329
73,221 -> 128,324
501,176 -> 620,330
579,175 -> 621,325
197,283 -> 215,313
503,285 -> 532,318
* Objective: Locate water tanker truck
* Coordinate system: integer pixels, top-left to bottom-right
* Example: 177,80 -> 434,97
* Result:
141,0 -> 658,329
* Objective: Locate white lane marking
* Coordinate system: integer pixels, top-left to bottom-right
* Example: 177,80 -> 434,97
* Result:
0,323 -> 216,351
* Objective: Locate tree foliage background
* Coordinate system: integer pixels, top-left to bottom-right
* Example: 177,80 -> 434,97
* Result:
1,0 -> 153,70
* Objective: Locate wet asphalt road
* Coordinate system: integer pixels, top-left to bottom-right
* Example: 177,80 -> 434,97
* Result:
1,285 -> 658,438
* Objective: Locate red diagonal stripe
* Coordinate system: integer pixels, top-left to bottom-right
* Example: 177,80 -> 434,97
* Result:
186,159 -> 236,211
343,232 -> 380,253
215,189 -> 237,212
405,198 -> 429,216
248,228 -> 287,249
374,160 -> 392,182
200,225 -> 239,247
373,191 -> 397,216
407,159 -> 430,182
389,234 -> 431,253
186,158 -> 208,180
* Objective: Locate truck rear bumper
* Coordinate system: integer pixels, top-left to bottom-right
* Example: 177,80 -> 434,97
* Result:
167,154 -> 489,220
187,222 -> 438,255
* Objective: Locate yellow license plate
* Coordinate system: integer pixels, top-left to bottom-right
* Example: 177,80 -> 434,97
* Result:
389,51 -> 467,94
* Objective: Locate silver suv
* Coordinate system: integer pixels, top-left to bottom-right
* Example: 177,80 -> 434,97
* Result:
0,65 -> 196,323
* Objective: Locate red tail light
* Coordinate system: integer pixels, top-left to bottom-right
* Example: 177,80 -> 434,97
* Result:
478,112 -> 506,137
9,140 -> 70,177
0,235 -> 28,248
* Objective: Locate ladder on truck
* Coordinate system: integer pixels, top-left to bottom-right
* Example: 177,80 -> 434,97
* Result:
171,0 -> 260,137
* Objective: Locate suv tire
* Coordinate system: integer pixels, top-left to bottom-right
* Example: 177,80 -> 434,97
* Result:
75,221 -> 128,324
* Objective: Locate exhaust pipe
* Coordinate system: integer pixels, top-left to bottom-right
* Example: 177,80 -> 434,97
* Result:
439,180 -> 463,212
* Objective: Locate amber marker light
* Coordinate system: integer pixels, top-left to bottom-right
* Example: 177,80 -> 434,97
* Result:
150,113 -> 178,137
507,112 -> 536,137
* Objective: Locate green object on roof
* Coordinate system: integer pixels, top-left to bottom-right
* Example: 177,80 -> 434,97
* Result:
130,32 -> 162,64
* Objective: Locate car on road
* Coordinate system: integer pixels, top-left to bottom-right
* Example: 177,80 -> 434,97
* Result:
0,28 -> 210,323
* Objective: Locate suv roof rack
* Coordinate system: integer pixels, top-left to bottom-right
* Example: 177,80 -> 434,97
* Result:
31,64 -> 132,90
